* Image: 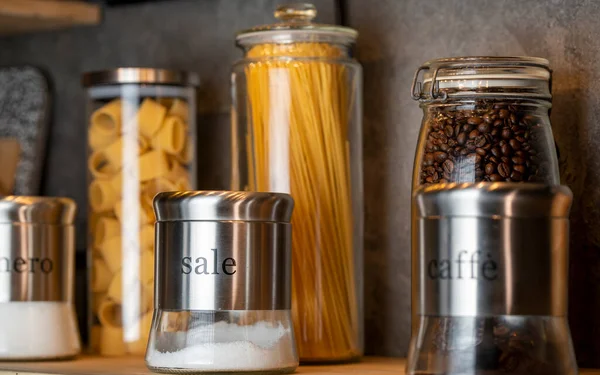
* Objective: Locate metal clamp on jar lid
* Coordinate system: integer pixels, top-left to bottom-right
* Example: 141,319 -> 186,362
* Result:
146,191 -> 298,374
0,196 -> 80,360
408,183 -> 577,375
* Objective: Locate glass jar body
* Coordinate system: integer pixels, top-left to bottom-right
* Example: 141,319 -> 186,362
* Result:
231,44 -> 364,362
413,100 -> 559,188
86,84 -> 196,355
146,310 -> 298,374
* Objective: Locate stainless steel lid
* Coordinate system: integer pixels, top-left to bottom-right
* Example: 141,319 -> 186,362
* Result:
415,183 -> 572,219
411,56 -> 552,102
0,196 -> 76,225
236,3 -> 357,47
153,191 -> 294,223
82,68 -> 200,87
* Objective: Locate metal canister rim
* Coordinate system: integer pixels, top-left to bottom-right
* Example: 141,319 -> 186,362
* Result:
414,183 -> 572,219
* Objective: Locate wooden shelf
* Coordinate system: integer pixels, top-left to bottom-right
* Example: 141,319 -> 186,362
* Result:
1,355 -> 599,375
0,0 -> 100,36
1,356 -> 404,375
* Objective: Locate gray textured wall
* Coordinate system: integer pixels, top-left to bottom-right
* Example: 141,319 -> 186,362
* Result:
2,0 -> 600,364
349,0 -> 600,363
0,0 -> 336,248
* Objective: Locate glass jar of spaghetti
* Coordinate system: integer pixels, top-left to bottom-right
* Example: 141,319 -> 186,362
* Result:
82,68 -> 198,356
231,3 -> 363,363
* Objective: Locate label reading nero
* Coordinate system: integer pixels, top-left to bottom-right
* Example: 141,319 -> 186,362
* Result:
0,257 -> 54,274
427,250 -> 498,281
181,248 -> 237,276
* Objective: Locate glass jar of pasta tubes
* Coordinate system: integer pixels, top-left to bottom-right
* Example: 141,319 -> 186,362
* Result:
82,68 -> 198,356
231,3 -> 363,363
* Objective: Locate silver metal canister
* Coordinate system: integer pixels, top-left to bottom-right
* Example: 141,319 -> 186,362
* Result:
145,191 -> 298,374
408,183 -> 578,375
0,196 -> 80,360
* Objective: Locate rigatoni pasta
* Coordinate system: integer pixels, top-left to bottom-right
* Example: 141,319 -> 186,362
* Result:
88,95 -> 194,356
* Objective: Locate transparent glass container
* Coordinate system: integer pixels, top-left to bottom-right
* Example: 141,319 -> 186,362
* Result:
82,68 -> 198,356
412,57 -> 560,187
410,57 -> 561,342
231,3 -> 364,363
409,316 -> 577,375
146,311 -> 297,374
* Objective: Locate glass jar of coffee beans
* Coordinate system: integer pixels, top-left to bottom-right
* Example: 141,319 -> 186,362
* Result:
410,57 -> 562,375
411,56 -> 559,187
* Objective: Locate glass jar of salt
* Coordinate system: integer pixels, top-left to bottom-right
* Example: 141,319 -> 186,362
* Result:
146,191 -> 298,374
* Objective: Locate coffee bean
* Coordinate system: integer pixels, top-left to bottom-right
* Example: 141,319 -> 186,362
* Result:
424,153 -> 434,166
512,156 -> 524,165
511,171 -> 523,181
498,163 -> 511,178
478,122 -> 491,133
491,147 -> 501,157
509,139 -> 521,150
501,144 -> 512,156
476,147 -> 486,156
485,163 -> 495,175
489,174 -> 503,182
475,135 -> 487,148
444,125 -> 454,137
489,156 -> 499,164
502,128 -> 512,139
468,116 -> 483,125
483,113 -> 493,124
469,129 -> 480,139
434,151 -> 448,162
442,159 -> 454,174
457,132 -> 467,145
514,165 -> 525,174
499,109 -> 509,118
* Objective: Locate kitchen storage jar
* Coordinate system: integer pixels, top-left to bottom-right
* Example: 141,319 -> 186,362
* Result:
146,191 -> 298,374
408,184 -> 577,375
0,196 -> 80,360
82,68 -> 199,356
411,56 -> 559,186
410,56 -> 560,336
230,3 -> 363,363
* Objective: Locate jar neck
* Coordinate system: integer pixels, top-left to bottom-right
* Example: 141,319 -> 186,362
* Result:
242,42 -> 351,59
420,98 -> 552,112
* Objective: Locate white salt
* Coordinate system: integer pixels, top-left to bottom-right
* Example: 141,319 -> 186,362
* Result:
0,302 -> 81,359
146,321 -> 297,371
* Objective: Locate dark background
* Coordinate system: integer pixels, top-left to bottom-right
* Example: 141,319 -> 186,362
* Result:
0,0 -> 599,364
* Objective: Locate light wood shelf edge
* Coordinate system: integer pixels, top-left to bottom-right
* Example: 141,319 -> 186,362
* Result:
1,356 -> 405,375
0,356 -> 598,375
0,0 -> 100,36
